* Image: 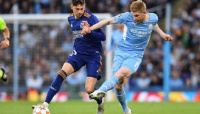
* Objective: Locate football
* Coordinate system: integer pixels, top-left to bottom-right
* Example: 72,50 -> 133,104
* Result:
32,105 -> 50,114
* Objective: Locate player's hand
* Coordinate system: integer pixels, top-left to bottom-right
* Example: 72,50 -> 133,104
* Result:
162,34 -> 173,41
81,21 -> 91,35
0,39 -> 9,49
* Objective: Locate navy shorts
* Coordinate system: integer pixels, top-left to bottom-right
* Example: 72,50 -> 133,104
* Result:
66,50 -> 102,80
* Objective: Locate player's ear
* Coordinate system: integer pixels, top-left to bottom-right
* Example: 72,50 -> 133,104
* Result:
71,4 -> 73,10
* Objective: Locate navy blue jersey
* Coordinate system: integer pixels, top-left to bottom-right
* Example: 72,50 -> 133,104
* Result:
68,10 -> 106,55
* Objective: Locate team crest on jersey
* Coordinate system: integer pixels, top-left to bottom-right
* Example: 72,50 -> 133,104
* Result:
80,22 -> 90,29
80,23 -> 83,29
149,24 -> 153,29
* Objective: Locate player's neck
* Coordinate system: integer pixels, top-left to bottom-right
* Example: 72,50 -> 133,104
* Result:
74,14 -> 83,19
142,14 -> 149,22
75,15 -> 80,19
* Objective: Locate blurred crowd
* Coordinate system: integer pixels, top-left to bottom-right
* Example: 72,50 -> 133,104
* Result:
0,0 -> 169,14
0,0 -> 199,94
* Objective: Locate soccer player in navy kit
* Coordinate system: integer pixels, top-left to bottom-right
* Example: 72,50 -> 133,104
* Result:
32,0 -> 105,114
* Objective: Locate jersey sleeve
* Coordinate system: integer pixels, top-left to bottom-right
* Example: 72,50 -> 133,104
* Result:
0,17 -> 6,31
151,13 -> 158,24
113,12 -> 129,24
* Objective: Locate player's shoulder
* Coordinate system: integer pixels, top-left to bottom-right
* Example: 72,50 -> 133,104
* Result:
114,12 -> 130,20
148,13 -> 158,21
0,17 -> 6,25
0,17 -> 5,22
68,13 -> 74,21
118,12 -> 130,17
68,13 -> 74,17
83,10 -> 93,18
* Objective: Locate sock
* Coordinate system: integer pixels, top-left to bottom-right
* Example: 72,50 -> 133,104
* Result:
98,76 -> 120,92
45,70 -> 67,104
43,102 -> 49,107
94,87 -> 102,104
115,88 -> 129,112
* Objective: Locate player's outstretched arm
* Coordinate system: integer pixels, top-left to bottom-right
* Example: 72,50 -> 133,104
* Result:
1,27 -> 10,49
90,17 -> 115,30
154,24 -> 173,41
81,21 -> 106,41
82,17 -> 115,34
2,26 -> 10,40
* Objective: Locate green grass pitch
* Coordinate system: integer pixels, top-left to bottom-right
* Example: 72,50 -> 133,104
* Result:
0,101 -> 199,114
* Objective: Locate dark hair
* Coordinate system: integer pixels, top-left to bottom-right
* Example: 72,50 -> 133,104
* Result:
72,0 -> 85,6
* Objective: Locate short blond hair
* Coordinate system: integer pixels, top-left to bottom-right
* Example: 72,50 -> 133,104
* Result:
130,0 -> 146,12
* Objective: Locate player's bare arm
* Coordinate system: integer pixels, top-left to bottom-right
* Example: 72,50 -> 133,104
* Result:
154,24 -> 173,41
90,17 -> 115,30
0,26 -> 10,49
82,17 -> 115,35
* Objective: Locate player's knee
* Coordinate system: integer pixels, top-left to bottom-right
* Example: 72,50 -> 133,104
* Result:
58,70 -> 68,79
85,87 -> 94,94
117,72 -> 130,80
115,85 -> 123,92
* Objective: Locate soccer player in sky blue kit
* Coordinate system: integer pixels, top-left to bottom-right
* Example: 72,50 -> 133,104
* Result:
82,0 -> 173,114
32,0 -> 106,114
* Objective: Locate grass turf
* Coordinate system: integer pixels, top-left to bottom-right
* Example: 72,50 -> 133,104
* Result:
0,101 -> 199,114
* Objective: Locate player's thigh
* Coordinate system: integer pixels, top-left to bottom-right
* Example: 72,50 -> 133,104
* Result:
65,51 -> 85,75
85,77 -> 97,93
114,67 -> 132,80
121,57 -> 142,74
112,54 -> 125,75
86,55 -> 102,79
61,63 -> 74,75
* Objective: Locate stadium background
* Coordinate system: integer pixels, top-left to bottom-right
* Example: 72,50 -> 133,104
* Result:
0,0 -> 200,104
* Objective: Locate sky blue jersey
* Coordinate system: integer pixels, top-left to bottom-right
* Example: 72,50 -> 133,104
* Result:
113,12 -> 158,57
107,29 -> 123,51
68,10 -> 106,55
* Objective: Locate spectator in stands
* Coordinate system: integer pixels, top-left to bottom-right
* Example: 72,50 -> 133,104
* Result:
26,70 -> 43,90
149,72 -> 163,88
170,70 -> 184,88
136,71 -> 150,89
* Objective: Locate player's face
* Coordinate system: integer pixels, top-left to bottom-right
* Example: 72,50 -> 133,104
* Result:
132,11 -> 146,23
71,4 -> 85,19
